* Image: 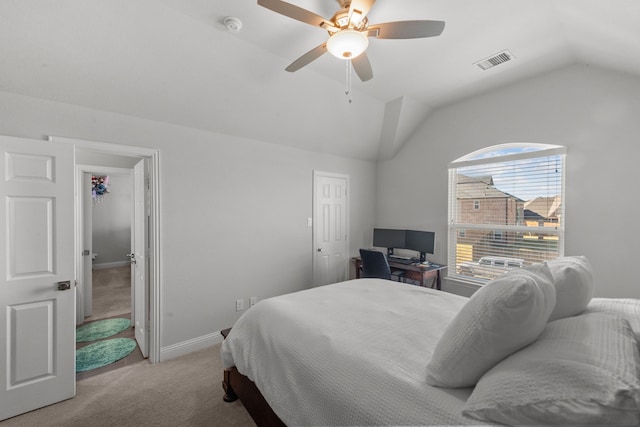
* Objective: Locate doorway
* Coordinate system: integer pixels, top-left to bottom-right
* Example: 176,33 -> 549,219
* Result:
75,169 -> 141,379
51,135 -> 161,364
79,170 -> 133,322
312,170 -> 349,286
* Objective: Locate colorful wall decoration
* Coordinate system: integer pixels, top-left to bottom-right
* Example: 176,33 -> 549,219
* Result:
92,175 -> 110,205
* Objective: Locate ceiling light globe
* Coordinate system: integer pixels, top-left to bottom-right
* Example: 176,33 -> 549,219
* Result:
326,30 -> 369,60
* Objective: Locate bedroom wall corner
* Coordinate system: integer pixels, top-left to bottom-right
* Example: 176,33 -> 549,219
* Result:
375,63 -> 640,299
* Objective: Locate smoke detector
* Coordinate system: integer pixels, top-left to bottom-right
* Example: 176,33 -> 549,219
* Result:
474,50 -> 515,71
223,17 -> 243,33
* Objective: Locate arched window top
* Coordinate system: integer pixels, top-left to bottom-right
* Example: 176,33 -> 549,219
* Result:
447,142 -> 566,285
451,143 -> 566,167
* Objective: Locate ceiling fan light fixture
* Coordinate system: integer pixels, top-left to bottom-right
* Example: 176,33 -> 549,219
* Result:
326,30 -> 369,59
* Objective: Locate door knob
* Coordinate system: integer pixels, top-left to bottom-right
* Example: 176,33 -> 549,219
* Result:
317,248 -> 323,252
57,281 -> 71,291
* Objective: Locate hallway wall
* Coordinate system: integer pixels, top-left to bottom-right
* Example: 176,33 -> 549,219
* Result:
92,173 -> 132,268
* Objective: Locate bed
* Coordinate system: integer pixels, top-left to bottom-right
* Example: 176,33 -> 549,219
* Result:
221,257 -> 640,426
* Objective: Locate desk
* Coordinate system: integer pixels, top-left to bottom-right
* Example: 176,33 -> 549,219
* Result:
352,257 -> 447,290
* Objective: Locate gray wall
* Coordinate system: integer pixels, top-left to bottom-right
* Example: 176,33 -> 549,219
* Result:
91,173 -> 132,267
0,90 -> 377,351
377,64 -> 640,299
2,61 -> 636,354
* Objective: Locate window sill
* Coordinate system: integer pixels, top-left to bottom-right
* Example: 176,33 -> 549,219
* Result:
443,276 -> 482,297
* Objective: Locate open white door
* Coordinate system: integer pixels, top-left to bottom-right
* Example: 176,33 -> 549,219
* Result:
312,171 -> 349,286
80,172 -> 93,322
0,135 -> 75,420
132,159 -> 148,357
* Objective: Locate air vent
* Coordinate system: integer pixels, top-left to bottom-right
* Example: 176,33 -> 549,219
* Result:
474,50 -> 515,71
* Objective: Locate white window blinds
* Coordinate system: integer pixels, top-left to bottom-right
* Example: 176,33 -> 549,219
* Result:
448,144 -> 566,284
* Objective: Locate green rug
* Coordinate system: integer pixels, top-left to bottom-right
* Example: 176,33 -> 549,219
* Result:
76,338 -> 137,372
76,318 -> 131,342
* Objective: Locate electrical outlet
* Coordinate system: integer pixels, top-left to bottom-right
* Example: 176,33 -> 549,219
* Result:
235,299 -> 244,311
250,296 -> 257,307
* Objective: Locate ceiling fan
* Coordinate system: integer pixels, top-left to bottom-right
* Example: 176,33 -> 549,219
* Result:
257,0 -> 445,82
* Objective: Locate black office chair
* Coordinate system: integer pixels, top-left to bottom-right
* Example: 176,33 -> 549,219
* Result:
359,249 -> 404,281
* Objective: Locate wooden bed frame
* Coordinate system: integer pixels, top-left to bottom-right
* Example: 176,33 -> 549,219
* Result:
222,366 -> 285,427
220,328 -> 285,426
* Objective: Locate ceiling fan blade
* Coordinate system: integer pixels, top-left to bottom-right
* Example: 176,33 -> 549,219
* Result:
258,0 -> 335,30
352,52 -> 373,82
285,43 -> 328,72
369,20 -> 445,39
348,0 -> 376,24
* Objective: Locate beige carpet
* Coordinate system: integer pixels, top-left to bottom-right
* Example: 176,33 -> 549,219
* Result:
1,344 -> 255,427
86,266 -> 132,322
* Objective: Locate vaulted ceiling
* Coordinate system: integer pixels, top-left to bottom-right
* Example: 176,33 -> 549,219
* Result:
1,0 -> 639,160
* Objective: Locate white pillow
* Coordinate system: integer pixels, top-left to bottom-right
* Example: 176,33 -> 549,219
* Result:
547,255 -> 594,321
463,312 -> 640,426
425,263 -> 556,388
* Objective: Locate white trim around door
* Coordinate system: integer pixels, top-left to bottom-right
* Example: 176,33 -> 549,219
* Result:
48,136 -> 162,364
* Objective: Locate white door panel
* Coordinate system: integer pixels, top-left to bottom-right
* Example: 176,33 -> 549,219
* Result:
133,159 -> 148,357
313,172 -> 349,286
80,172 -> 93,322
0,136 -> 75,420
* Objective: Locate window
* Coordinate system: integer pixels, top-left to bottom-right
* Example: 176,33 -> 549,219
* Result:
448,143 -> 566,284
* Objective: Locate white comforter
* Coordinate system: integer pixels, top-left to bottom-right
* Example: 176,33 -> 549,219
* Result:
221,279 -> 485,426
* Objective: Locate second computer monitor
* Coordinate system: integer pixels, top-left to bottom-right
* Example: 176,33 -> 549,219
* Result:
405,230 -> 436,261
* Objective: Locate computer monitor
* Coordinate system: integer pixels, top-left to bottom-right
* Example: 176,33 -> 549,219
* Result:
405,230 -> 435,262
372,228 -> 405,256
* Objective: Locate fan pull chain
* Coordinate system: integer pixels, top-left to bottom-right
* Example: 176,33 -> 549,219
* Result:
345,60 -> 352,104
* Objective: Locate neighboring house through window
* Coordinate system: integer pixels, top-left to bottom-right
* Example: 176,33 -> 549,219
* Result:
448,143 -> 566,284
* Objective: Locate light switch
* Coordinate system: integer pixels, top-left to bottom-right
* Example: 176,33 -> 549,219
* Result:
307,217 -> 313,227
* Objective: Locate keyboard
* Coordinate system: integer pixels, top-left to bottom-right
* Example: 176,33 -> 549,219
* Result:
389,257 -> 415,265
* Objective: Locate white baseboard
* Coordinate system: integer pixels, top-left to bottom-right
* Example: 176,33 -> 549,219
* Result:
92,261 -> 130,270
160,331 -> 224,362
